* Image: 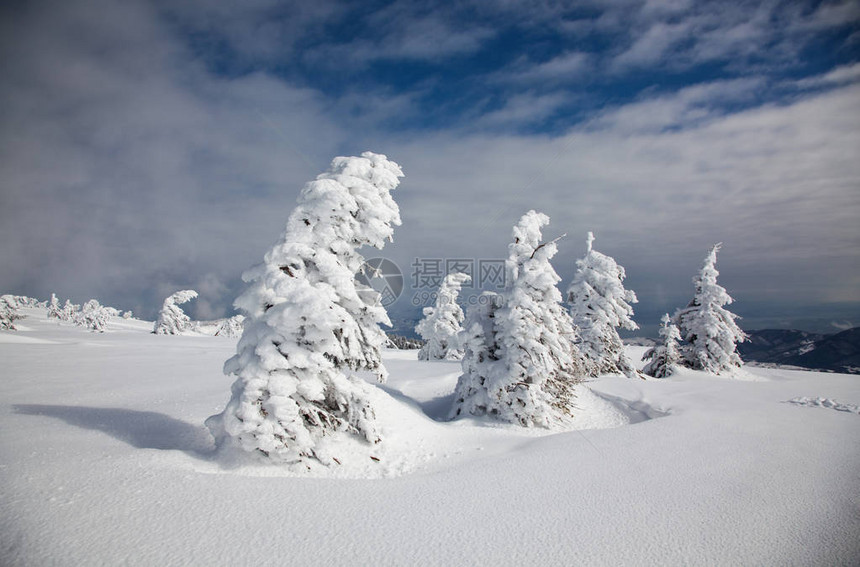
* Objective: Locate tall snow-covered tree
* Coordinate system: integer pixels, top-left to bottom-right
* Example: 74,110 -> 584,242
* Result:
451,211 -> 584,428
153,290 -> 198,335
567,232 -> 640,378
205,151 -> 403,465
74,299 -> 111,332
0,295 -> 24,330
416,272 -> 471,360
642,314 -> 682,378
673,243 -> 746,374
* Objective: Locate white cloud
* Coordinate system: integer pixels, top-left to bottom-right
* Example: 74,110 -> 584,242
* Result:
794,0 -> 860,31
383,81 -> 860,311
468,92 -> 570,130
796,63 -> 860,89
1,0 -> 858,323
300,10 -> 494,68
608,0 -> 858,72
830,320 -> 856,331
495,52 -> 591,85
0,0 -> 344,315
587,77 -> 766,133
612,20 -> 694,69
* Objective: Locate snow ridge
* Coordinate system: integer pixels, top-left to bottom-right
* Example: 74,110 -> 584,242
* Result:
786,396 -> 860,414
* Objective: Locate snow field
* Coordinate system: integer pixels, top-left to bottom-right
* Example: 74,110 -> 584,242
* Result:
1,309 -> 859,565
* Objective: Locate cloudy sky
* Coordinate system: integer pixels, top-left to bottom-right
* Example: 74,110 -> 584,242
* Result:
1,0 -> 858,334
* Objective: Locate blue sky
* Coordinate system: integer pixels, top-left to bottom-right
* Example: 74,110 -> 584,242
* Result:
1,0 -> 858,334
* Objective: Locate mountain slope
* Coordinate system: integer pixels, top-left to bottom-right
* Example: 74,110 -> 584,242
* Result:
740,328 -> 860,373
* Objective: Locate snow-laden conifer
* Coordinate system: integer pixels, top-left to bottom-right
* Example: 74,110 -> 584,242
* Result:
416,272 -> 471,360
104,306 -> 121,318
47,294 -> 62,320
214,315 -> 244,338
206,152 -> 403,465
61,300 -> 78,321
642,314 -> 682,378
673,244 -> 746,374
74,299 -> 110,332
567,232 -> 640,378
0,295 -> 24,330
153,290 -> 198,335
451,211 -> 584,427
10,296 -> 38,308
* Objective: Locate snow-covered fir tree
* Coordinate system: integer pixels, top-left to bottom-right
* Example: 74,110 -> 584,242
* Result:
214,315 -> 244,338
567,232 -> 640,378
205,151 -> 403,465
10,296 -> 39,308
0,295 -> 24,330
46,294 -> 62,320
642,314 -> 682,378
103,306 -> 121,318
673,244 -> 747,374
451,211 -> 584,428
385,333 -> 423,350
153,290 -> 198,335
74,299 -> 111,332
61,300 -> 78,321
415,272 -> 471,360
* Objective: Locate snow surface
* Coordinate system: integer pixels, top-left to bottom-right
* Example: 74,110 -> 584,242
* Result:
786,396 -> 860,414
1,307 -> 859,565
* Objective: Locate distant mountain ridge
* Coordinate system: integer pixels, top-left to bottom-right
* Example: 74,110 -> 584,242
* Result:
738,328 -> 860,374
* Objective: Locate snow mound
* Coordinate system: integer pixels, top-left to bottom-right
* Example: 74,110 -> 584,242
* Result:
786,397 -> 860,414
194,376 -> 649,480
586,388 -> 670,424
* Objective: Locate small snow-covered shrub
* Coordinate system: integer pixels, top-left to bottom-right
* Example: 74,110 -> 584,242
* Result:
7,295 -> 39,308
74,299 -> 111,332
385,333 -> 423,350
416,272 -> 471,360
642,314 -> 682,378
673,244 -> 746,375
1,295 -> 25,330
214,315 -> 244,338
567,232 -> 640,378
153,290 -> 198,335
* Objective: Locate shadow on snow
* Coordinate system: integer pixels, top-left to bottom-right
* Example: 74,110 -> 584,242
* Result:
13,404 -> 215,457
586,391 -> 671,423
376,383 -> 456,422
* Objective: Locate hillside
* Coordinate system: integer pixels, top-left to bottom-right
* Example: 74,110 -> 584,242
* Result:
1,307 -> 858,565
739,328 -> 860,374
